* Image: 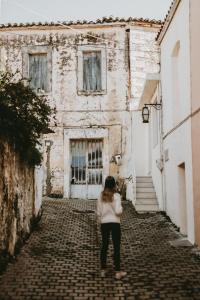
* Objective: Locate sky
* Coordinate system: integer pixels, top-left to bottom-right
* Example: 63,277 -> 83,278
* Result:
0,0 -> 172,24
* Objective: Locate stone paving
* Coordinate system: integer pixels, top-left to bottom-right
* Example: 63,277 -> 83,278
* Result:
0,198 -> 200,300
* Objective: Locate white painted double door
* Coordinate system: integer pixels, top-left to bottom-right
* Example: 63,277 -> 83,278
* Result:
70,139 -> 103,199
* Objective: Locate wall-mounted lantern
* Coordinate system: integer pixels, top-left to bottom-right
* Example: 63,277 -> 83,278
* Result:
142,103 -> 162,123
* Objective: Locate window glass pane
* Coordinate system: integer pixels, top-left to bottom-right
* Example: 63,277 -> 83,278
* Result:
71,140 -> 86,184
29,54 -> 47,92
83,51 -> 102,91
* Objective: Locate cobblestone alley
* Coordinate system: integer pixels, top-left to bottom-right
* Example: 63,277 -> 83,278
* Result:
0,198 -> 200,300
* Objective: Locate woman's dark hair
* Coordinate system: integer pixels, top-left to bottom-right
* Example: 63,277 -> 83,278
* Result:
101,176 -> 116,202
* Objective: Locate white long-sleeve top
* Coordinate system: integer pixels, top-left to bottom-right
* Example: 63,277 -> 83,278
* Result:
97,192 -> 123,224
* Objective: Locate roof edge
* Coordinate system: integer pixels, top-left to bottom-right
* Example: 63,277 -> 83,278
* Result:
139,73 -> 160,109
0,16 -> 163,30
156,0 -> 181,44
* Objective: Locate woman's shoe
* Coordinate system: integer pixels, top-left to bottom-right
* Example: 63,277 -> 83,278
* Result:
115,271 -> 127,280
100,269 -> 106,278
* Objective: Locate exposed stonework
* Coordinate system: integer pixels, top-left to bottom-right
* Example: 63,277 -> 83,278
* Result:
0,21 -> 161,199
130,27 -> 160,107
0,141 -> 41,257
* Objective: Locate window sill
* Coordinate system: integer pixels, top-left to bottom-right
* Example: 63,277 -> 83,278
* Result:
77,90 -> 107,96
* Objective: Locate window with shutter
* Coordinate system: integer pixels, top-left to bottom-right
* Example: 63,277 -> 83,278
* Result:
29,54 -> 48,92
83,51 -> 102,92
77,45 -> 106,95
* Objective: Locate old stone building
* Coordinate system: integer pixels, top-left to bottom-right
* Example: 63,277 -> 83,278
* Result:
0,17 -> 161,200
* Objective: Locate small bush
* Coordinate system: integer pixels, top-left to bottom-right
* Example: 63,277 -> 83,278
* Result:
0,72 -> 54,166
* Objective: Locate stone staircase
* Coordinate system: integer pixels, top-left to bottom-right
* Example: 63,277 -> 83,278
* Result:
135,176 -> 159,212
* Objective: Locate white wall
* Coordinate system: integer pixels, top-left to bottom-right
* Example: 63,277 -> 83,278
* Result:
163,121 -> 194,242
161,0 -> 194,243
132,111 -> 149,176
161,0 -> 191,134
149,88 -> 163,210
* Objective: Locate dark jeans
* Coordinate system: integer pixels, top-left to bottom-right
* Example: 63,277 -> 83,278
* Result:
100,223 -> 121,271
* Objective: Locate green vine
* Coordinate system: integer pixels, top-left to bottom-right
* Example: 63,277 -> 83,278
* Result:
0,72 -> 54,167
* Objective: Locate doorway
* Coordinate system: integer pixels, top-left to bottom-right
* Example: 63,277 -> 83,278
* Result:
70,139 -> 103,199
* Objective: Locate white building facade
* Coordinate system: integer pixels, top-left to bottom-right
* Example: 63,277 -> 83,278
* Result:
138,0 -> 196,244
0,18 -> 161,200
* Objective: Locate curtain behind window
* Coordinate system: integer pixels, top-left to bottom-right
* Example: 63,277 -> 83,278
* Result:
29,54 -> 47,92
83,51 -> 102,91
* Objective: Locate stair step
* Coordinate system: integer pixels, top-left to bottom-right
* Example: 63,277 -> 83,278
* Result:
136,192 -> 157,199
136,177 -> 153,183
136,182 -> 154,188
135,176 -> 159,212
136,187 -> 155,193
136,198 -> 158,205
135,204 -> 159,212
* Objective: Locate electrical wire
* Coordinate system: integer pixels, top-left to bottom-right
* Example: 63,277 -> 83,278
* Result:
2,0 -> 160,54
0,0 -> 160,65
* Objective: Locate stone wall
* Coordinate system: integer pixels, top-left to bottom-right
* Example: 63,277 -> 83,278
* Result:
0,141 -> 41,256
130,27 -> 160,108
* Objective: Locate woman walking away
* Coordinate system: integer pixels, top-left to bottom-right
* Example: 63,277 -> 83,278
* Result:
97,176 -> 127,280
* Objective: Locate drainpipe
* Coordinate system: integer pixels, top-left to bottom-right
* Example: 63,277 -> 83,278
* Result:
125,27 -> 132,103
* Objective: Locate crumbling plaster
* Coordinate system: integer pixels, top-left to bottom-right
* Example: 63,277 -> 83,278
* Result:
0,22 -> 160,198
0,141 -> 42,256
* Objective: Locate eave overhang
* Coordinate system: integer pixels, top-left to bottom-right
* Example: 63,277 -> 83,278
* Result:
139,73 -> 160,109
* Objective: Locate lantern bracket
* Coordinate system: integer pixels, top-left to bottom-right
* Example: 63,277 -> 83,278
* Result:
144,103 -> 162,110
142,103 -> 162,123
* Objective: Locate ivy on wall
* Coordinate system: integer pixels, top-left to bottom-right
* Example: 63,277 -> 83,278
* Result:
0,72 -> 54,166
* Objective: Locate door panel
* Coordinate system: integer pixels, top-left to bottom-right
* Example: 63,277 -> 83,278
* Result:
70,139 -> 103,199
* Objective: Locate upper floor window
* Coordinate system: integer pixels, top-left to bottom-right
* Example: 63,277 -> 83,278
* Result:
77,45 -> 106,95
29,53 -> 48,93
22,46 -> 52,94
83,51 -> 102,92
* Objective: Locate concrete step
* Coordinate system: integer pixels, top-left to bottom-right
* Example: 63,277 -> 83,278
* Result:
136,177 -> 153,183
135,203 -> 159,212
136,182 -> 154,188
136,187 -> 155,193
136,198 -> 158,205
135,176 -> 159,212
136,192 -> 157,199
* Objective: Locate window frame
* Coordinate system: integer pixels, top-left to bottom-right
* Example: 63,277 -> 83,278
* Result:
77,45 -> 107,95
22,46 -> 52,94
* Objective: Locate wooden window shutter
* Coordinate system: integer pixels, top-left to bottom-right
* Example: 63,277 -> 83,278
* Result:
83,51 -> 102,91
29,54 -> 48,92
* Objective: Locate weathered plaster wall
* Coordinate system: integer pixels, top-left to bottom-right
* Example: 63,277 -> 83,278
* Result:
130,27 -> 160,109
0,22 -> 160,199
0,141 -> 41,256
